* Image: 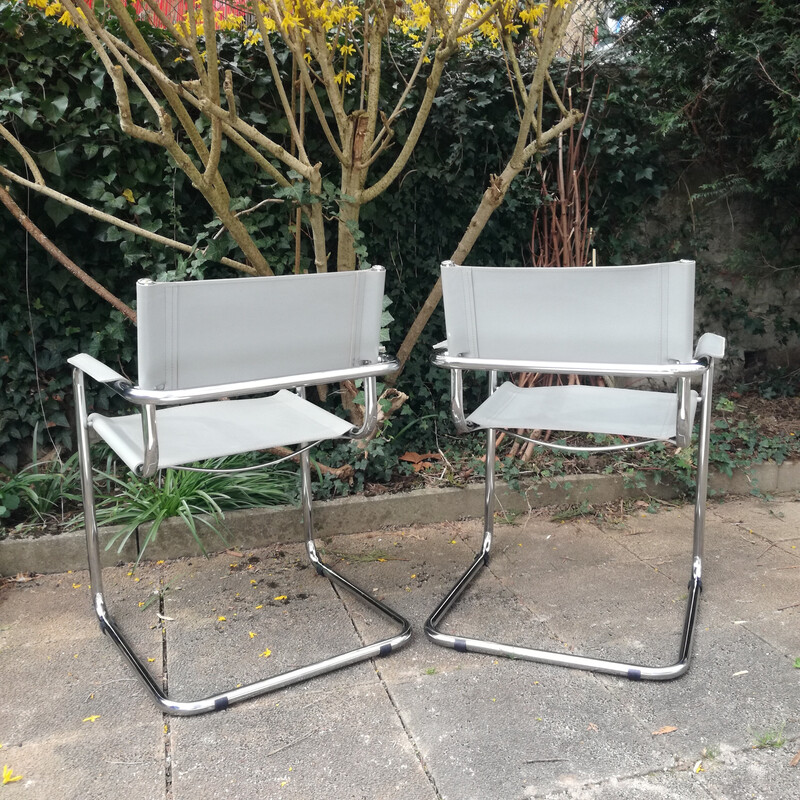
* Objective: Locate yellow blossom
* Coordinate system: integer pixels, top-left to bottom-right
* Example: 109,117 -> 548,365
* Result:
2,765 -> 22,784
334,70 -> 355,85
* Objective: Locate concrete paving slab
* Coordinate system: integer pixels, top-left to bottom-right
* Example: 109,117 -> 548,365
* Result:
0,572 -> 165,799
534,769 -> 712,800
334,510 -> 800,800
604,626 -> 800,756
158,543 -> 403,700
3,496 -> 800,800
334,526 -> 687,799
381,664 -> 674,800
412,513 -> 689,667
599,502 -> 800,657
710,497 -> 800,544
169,680 -> 438,800
695,744 -> 800,800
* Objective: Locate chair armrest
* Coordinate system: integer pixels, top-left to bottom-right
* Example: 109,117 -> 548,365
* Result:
694,333 -> 726,360
432,352 -> 706,380
105,358 -> 401,407
432,341 -> 448,352
68,353 -> 127,385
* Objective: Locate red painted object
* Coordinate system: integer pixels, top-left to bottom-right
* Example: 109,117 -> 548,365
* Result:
83,0 -> 243,27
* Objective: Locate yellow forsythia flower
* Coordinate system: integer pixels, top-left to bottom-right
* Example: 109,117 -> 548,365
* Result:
3,765 -> 22,784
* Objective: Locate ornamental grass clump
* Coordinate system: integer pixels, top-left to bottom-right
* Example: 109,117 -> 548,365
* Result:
78,454 -> 297,561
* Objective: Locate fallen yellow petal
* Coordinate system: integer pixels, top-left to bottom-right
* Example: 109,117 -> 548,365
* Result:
217,616 -> 226,622
147,658 -> 155,663
3,765 -> 22,784
82,715 -> 101,723
255,605 -> 263,609
259,649 -> 272,658
274,595 -> 287,601
249,631 -> 257,638
72,583 -> 81,589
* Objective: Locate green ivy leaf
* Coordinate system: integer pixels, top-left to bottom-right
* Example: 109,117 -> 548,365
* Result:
44,197 -> 73,227
38,149 -> 61,176
42,94 -> 69,123
14,105 -> 38,126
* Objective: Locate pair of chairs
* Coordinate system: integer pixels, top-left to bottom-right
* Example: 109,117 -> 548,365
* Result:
70,260 -> 725,715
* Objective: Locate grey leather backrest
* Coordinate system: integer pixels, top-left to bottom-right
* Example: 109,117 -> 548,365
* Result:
441,261 -> 695,365
136,268 -> 385,390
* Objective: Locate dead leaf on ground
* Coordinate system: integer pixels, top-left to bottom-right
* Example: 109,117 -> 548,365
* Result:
790,748 -> 800,768
400,451 -> 444,472
9,572 -> 36,583
651,725 -> 678,736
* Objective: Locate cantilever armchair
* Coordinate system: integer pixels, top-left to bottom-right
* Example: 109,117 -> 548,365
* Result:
70,266 -> 411,715
426,260 -> 726,680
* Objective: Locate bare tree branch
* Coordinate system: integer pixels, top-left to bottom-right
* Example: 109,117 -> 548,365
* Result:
0,166 -> 256,274
0,184 -> 137,322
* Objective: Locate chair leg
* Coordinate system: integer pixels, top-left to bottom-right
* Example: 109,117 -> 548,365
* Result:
425,367 -> 716,681
74,371 -> 411,716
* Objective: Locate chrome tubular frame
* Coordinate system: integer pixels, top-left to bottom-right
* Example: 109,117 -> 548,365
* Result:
110,358 -> 399,408
72,368 -> 411,716
425,355 -> 719,681
432,352 -> 707,380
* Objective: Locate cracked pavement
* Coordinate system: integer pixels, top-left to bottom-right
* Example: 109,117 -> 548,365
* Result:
1,496 -> 799,799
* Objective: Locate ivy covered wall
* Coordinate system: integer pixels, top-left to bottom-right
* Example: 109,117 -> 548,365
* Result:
1,0 -> 799,470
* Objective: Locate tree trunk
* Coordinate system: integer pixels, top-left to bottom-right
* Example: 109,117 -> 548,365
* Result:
336,199 -> 360,271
